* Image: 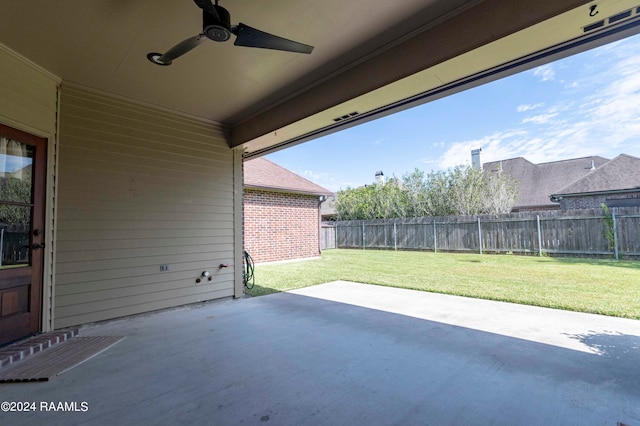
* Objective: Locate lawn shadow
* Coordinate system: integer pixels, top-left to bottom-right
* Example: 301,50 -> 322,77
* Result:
536,256 -> 640,270
244,284 -> 281,297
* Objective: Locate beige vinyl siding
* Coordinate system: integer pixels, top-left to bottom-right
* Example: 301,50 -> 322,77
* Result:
0,44 -> 60,332
55,85 -> 234,328
0,46 -> 58,135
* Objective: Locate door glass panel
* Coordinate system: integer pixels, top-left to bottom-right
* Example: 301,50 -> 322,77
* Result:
0,137 -> 34,270
0,206 -> 31,268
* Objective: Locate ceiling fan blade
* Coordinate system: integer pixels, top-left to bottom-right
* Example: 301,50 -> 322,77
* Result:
193,0 -> 220,21
233,23 -> 313,54
148,35 -> 207,65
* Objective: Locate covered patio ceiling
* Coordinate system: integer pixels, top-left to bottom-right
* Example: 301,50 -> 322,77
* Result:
2,0 -> 639,156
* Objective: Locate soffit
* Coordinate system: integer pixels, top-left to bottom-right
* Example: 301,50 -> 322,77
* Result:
236,0 -> 640,155
2,1 -> 639,155
0,0 -> 471,124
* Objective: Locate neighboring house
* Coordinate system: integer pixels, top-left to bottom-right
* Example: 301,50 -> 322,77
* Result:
321,171 -> 385,222
483,156 -> 610,211
244,158 -> 333,264
321,194 -> 337,222
550,154 -> 640,210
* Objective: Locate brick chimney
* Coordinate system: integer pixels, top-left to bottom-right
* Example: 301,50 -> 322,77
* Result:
471,148 -> 482,169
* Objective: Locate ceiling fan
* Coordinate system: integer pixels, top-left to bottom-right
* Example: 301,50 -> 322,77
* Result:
147,0 -> 314,66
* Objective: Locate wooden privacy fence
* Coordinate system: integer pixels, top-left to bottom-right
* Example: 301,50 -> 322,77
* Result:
0,224 -> 30,266
320,224 -> 336,251
321,207 -> 640,259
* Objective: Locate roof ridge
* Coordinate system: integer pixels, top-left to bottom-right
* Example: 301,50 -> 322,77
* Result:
553,159 -> 605,194
244,157 -> 333,195
483,156 -> 528,164
552,153 -> 640,196
536,155 -> 609,166
259,157 -> 331,191
616,153 -> 640,160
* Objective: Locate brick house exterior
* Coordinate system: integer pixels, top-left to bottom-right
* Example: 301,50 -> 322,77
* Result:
553,192 -> 640,210
484,154 -> 640,211
483,156 -> 610,211
550,154 -> 640,210
244,158 -> 332,264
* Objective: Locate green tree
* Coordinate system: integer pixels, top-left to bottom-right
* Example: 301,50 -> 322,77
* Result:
334,165 -> 519,220
0,177 -> 31,225
601,203 -> 616,252
483,168 -> 519,214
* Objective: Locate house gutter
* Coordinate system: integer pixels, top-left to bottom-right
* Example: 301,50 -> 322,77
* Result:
318,195 -> 328,255
244,184 -> 332,198
550,187 -> 640,202
514,204 -> 561,211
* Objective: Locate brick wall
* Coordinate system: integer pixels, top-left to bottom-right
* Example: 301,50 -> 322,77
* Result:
559,195 -> 608,210
559,192 -> 640,210
244,189 -> 321,263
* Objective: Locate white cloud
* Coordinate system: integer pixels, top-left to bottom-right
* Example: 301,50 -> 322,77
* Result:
298,169 -> 357,192
433,36 -> 640,169
436,130 -> 528,169
419,157 -> 440,167
516,103 -> 543,112
521,113 -> 558,124
567,53 -> 640,150
532,64 -> 555,81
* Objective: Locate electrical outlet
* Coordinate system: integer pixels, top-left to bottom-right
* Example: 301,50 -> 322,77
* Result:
160,264 -> 171,272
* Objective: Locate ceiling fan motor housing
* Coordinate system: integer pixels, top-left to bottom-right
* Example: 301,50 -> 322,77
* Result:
203,6 -> 232,42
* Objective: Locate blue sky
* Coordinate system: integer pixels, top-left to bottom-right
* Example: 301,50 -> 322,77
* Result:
266,33 -> 640,192
0,155 -> 31,173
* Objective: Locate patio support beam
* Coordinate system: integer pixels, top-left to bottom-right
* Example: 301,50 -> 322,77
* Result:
233,148 -> 245,298
230,0 -> 589,150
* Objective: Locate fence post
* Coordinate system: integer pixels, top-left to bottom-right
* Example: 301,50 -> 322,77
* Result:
477,217 -> 483,254
424,221 -> 427,251
612,211 -> 619,260
334,224 -> 338,249
362,222 -> 365,250
393,222 -> 397,251
536,215 -> 543,257
433,220 -> 437,253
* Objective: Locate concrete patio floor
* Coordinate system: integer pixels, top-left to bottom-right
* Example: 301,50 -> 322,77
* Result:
1,281 -> 640,425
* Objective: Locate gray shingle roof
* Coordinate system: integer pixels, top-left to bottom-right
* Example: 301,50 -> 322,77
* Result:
552,154 -> 640,196
483,156 -> 609,209
244,157 -> 333,196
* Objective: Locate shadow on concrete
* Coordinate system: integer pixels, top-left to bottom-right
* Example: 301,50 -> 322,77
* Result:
1,290 -> 640,425
566,331 -> 640,359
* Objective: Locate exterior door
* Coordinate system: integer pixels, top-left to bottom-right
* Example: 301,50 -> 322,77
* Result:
0,124 -> 46,346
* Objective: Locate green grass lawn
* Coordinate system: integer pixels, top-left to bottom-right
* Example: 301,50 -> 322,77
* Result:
246,249 -> 640,319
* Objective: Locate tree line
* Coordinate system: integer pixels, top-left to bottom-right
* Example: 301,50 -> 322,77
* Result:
334,165 -> 519,220
0,176 -> 31,225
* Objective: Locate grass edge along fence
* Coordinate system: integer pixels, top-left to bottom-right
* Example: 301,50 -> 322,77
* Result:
322,207 -> 640,260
